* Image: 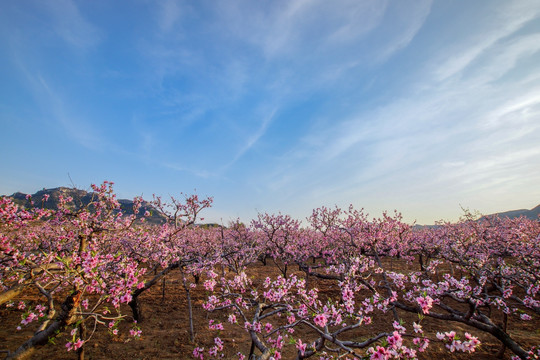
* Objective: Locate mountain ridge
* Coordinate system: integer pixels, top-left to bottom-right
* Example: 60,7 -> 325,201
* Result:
4,186 -> 167,224
482,204 -> 540,221
4,187 -> 539,226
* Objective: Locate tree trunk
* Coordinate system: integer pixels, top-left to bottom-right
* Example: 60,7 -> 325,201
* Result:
496,312 -> 508,358
77,319 -> 86,360
6,291 -> 82,360
180,268 -> 195,342
128,296 -> 142,322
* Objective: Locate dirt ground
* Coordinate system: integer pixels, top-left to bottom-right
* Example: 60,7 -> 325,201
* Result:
1,260 -> 539,359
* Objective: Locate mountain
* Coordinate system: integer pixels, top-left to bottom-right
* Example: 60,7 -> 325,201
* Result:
484,204 -> 540,221
413,204 -> 540,229
5,187 -> 167,224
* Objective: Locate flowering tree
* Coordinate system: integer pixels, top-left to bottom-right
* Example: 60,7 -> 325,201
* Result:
197,206 -> 538,359
1,188 -> 538,359
1,182 -> 147,359
252,213 -> 303,278
122,193 -> 212,345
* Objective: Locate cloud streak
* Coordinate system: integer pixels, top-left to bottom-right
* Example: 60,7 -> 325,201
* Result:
431,1 -> 539,82
42,0 -> 102,49
1,1 -> 539,225
250,1 -> 540,222
158,0 -> 184,33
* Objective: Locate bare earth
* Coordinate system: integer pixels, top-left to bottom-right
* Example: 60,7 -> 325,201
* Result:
1,260 -> 539,359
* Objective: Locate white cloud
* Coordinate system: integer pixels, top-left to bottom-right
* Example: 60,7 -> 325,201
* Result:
222,108 -> 278,170
472,33 -> 540,84
34,75 -> 104,150
10,54 -> 105,150
214,0 -> 389,59
3,0 -> 539,225
482,90 -> 540,129
432,1 -> 540,82
254,1 -> 540,223
158,0 -> 184,33
162,162 -> 214,178
375,0 -> 432,62
42,0 -> 101,48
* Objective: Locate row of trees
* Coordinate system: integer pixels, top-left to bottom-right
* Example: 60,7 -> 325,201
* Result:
1,183 -> 539,359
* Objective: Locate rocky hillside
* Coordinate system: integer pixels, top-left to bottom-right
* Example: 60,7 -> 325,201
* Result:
6,187 -> 167,224
487,204 -> 540,221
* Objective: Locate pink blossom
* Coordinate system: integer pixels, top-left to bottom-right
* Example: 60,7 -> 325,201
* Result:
369,345 -> 390,360
287,314 -> 296,324
73,339 -> 84,351
193,347 -> 204,360
214,337 -> 224,351
387,331 -> 403,349
416,295 -> 433,314
392,320 -> 406,333
313,314 -> 328,327
296,339 -> 307,356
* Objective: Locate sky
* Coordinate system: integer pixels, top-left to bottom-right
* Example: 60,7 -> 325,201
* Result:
1,0 -> 540,225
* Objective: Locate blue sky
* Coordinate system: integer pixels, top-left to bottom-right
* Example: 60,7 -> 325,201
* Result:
1,0 -> 540,225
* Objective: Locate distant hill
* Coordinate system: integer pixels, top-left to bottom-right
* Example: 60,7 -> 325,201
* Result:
483,204 -> 540,221
413,204 -> 540,229
5,187 -> 167,224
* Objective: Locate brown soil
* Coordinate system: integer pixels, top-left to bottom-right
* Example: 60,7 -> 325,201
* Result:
1,260 -> 539,359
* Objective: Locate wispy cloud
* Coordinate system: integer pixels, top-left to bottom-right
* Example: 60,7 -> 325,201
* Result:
3,1 -> 538,225
471,33 -> 540,84
214,0 -> 413,63
374,0 -> 432,62
34,74 -> 105,150
162,162 -> 215,179
139,0 -> 432,162
41,0 -> 102,49
222,108 -> 278,170
158,0 -> 184,33
431,2 -> 539,82
251,2 -> 540,222
9,48 -> 105,151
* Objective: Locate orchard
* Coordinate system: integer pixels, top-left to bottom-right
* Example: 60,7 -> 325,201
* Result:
1,183 -> 539,359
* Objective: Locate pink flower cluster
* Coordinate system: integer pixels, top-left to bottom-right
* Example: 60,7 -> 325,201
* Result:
436,331 -> 480,353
